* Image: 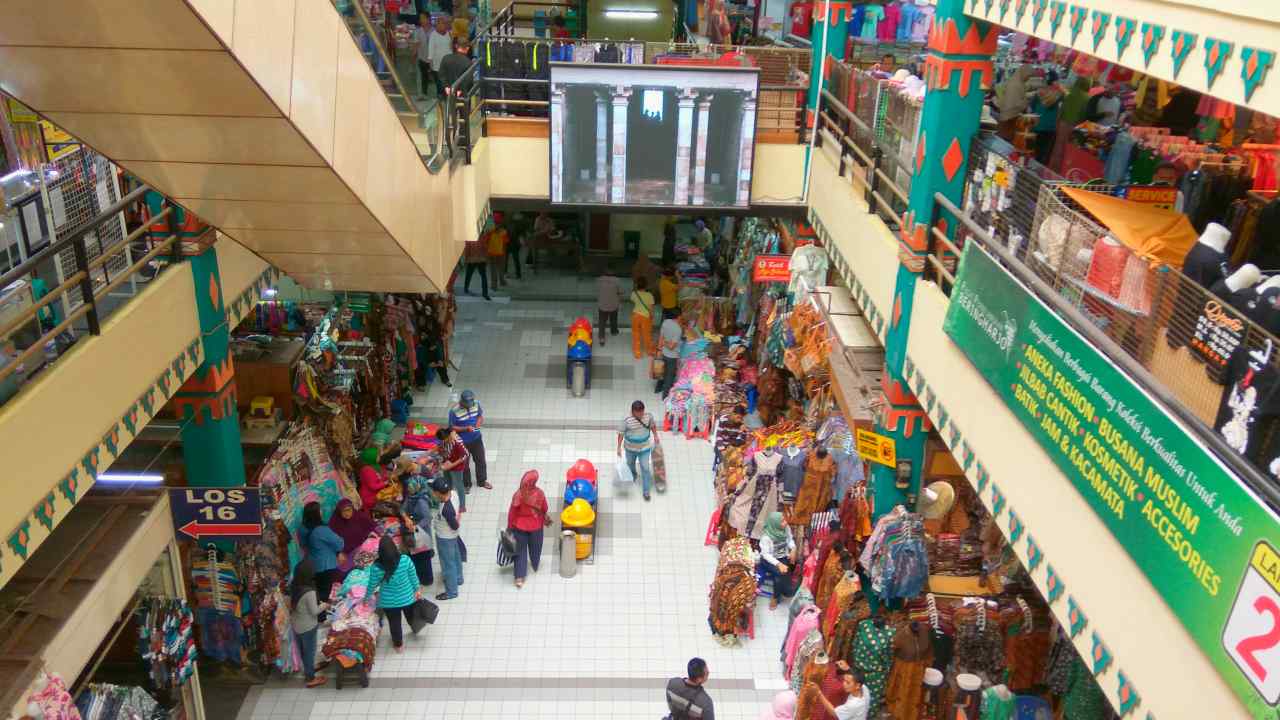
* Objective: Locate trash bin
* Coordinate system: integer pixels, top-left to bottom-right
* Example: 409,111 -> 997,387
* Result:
559,530 -> 578,578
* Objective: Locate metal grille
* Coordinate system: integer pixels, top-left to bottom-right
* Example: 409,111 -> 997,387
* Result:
960,133 -> 1063,257
45,149 -> 131,313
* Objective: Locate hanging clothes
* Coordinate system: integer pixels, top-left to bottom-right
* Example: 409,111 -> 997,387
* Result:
850,619 -> 897,715
884,621 -> 933,720
859,507 -> 930,601
136,598 -> 198,690
728,449 -> 784,539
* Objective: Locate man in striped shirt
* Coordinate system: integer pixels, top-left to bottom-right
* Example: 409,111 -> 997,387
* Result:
448,390 -> 491,490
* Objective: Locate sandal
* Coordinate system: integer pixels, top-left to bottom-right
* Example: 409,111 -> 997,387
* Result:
305,677 -> 328,688
435,592 -> 454,601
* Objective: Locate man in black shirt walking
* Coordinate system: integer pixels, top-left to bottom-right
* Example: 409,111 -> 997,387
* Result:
665,658 -> 714,720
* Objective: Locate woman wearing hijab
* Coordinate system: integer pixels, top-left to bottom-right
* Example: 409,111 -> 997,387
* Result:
358,448 -> 390,510
302,502 -> 345,613
759,690 -> 797,720
401,475 -> 435,586
290,558 -> 328,687
329,499 -> 376,575
506,470 -> 551,589
996,65 -> 1033,141
369,535 -> 421,653
759,512 -> 797,610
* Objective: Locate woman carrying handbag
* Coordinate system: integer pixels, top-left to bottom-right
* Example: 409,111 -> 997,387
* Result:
506,470 -> 552,589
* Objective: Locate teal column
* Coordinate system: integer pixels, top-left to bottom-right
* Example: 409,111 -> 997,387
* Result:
805,1 -> 851,112
173,246 -> 246,488
869,0 -> 996,519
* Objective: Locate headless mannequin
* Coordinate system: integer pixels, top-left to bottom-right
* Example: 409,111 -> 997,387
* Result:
1184,222 -> 1232,287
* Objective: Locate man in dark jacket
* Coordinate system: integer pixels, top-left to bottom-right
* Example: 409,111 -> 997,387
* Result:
665,658 -> 714,719
439,39 -> 474,96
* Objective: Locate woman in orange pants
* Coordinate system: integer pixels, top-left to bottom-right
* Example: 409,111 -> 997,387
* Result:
629,277 -> 656,359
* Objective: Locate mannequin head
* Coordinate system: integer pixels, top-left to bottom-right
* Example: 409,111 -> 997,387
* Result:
1198,222 -> 1231,253
1225,264 -> 1263,293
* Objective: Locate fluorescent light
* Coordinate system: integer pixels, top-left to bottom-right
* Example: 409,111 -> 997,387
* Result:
261,287 -> 278,298
97,473 -> 165,485
604,9 -> 659,19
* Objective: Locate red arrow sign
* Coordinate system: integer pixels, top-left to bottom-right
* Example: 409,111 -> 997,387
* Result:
178,520 -> 262,540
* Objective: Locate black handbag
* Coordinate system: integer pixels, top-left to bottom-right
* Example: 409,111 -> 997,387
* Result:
408,598 -> 439,634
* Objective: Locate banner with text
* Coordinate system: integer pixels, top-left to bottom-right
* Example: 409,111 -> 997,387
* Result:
943,243 -> 1280,717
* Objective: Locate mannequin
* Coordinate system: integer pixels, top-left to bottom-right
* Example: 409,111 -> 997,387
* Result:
1184,222 -> 1232,287
794,653 -> 831,720
788,244 -> 829,297
793,448 -> 836,536
919,667 -> 945,720
728,446 -> 784,539
779,445 -> 808,502
1195,264 -> 1263,383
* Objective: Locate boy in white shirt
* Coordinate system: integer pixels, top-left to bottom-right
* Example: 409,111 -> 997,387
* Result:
810,663 -> 870,720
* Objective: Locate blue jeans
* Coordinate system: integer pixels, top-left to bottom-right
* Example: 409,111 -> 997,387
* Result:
448,470 -> 466,511
436,536 -> 463,598
296,627 -> 318,680
625,448 -> 653,495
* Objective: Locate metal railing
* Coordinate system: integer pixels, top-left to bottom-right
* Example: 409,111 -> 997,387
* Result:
443,60 -> 484,165
922,191 -> 1280,511
814,87 -> 909,229
333,0 -> 447,172
0,185 -> 185,401
476,1 -> 581,39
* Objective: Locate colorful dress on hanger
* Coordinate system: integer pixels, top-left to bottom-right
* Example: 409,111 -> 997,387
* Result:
885,622 -> 933,720
728,450 -> 784,539
793,451 -> 836,528
851,620 -> 897,714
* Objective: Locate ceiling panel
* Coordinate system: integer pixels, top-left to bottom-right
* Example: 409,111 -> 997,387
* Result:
175,198 -> 385,233
125,161 -> 360,204
42,113 -> 324,166
288,273 -> 440,293
231,229 -> 403,256
0,0 -> 223,49
0,47 -> 280,117
267,252 -> 423,276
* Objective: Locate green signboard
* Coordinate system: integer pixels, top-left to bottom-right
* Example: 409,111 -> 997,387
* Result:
944,243 -> 1280,717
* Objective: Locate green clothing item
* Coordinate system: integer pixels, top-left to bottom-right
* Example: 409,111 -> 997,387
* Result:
368,555 -> 419,609
980,687 -> 1015,720
1058,78 -> 1092,127
30,277 -> 63,328
360,447 -> 380,467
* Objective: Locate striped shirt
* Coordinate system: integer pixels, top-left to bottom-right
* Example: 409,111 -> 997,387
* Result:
619,413 -> 656,453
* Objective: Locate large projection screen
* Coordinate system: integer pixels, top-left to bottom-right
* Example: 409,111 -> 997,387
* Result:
549,63 -> 761,208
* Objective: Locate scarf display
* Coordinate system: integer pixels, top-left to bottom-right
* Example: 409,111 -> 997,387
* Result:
136,598 -> 197,690
74,684 -> 164,720
25,671 -> 79,720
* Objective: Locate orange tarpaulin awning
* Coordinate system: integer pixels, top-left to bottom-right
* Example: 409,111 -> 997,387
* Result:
1061,187 -> 1200,270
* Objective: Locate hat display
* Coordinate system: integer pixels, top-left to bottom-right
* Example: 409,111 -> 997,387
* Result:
560,498 -> 596,528
918,481 -> 957,520
564,478 -> 597,505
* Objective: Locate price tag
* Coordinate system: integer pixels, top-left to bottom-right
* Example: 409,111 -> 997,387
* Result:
1223,541 -> 1280,704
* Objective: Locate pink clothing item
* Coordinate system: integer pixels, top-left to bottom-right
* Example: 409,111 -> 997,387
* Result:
26,673 -> 80,720
802,551 -> 820,592
783,606 -> 822,678
759,690 -> 798,719
358,465 -> 389,510
878,2 -> 900,41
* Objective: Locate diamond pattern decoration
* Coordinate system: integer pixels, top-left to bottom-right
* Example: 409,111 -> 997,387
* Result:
941,138 -> 964,182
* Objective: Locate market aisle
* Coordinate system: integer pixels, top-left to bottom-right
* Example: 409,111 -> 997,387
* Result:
237,275 -> 796,720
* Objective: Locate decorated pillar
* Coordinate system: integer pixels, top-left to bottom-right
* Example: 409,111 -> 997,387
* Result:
610,85 -> 631,204
736,91 -> 758,206
595,92 -> 609,201
550,84 -> 566,202
869,0 -> 996,518
675,88 -> 697,204
805,1 -> 852,112
172,246 -> 246,488
691,94 -> 712,205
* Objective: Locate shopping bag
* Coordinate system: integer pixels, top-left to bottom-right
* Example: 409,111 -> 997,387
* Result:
496,530 -> 516,567
652,443 -> 668,492
650,357 -> 665,379
408,598 -> 439,633
614,459 -> 635,485
704,506 -> 722,546
410,524 -> 433,555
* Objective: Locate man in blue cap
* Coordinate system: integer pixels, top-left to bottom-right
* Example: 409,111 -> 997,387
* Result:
448,390 -> 491,490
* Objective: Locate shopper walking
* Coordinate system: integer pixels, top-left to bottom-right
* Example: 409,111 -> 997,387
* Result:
617,400 -> 659,501
430,476 -> 466,600
369,536 -> 420,653
655,307 -> 683,398
505,213 -> 525,280
630,277 -> 657,359
401,475 -> 435,586
434,427 -> 470,511
449,389 -> 491,489
487,216 -> 510,289
666,658 -> 715,720
420,321 -> 452,388
530,212 -> 555,269
596,271 -> 623,345
290,558 -> 328,687
506,470 -> 551,588
301,502 -> 345,611
462,229 -> 490,300
659,266 -> 679,320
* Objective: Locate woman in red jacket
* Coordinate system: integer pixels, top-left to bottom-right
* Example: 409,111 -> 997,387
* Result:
507,470 -> 552,588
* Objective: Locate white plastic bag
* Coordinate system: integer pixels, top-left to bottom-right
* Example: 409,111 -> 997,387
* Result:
614,458 -> 635,485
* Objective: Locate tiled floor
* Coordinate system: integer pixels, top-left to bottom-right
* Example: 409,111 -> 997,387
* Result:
235,272 -> 793,719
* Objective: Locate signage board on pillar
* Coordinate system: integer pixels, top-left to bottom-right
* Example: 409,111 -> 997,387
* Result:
855,428 -> 896,467
943,242 -> 1280,718
753,254 -> 791,283
170,487 -> 263,541
548,63 -> 761,208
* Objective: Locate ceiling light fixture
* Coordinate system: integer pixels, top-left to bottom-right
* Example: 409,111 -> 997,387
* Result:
96,473 -> 165,485
604,9 -> 659,19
